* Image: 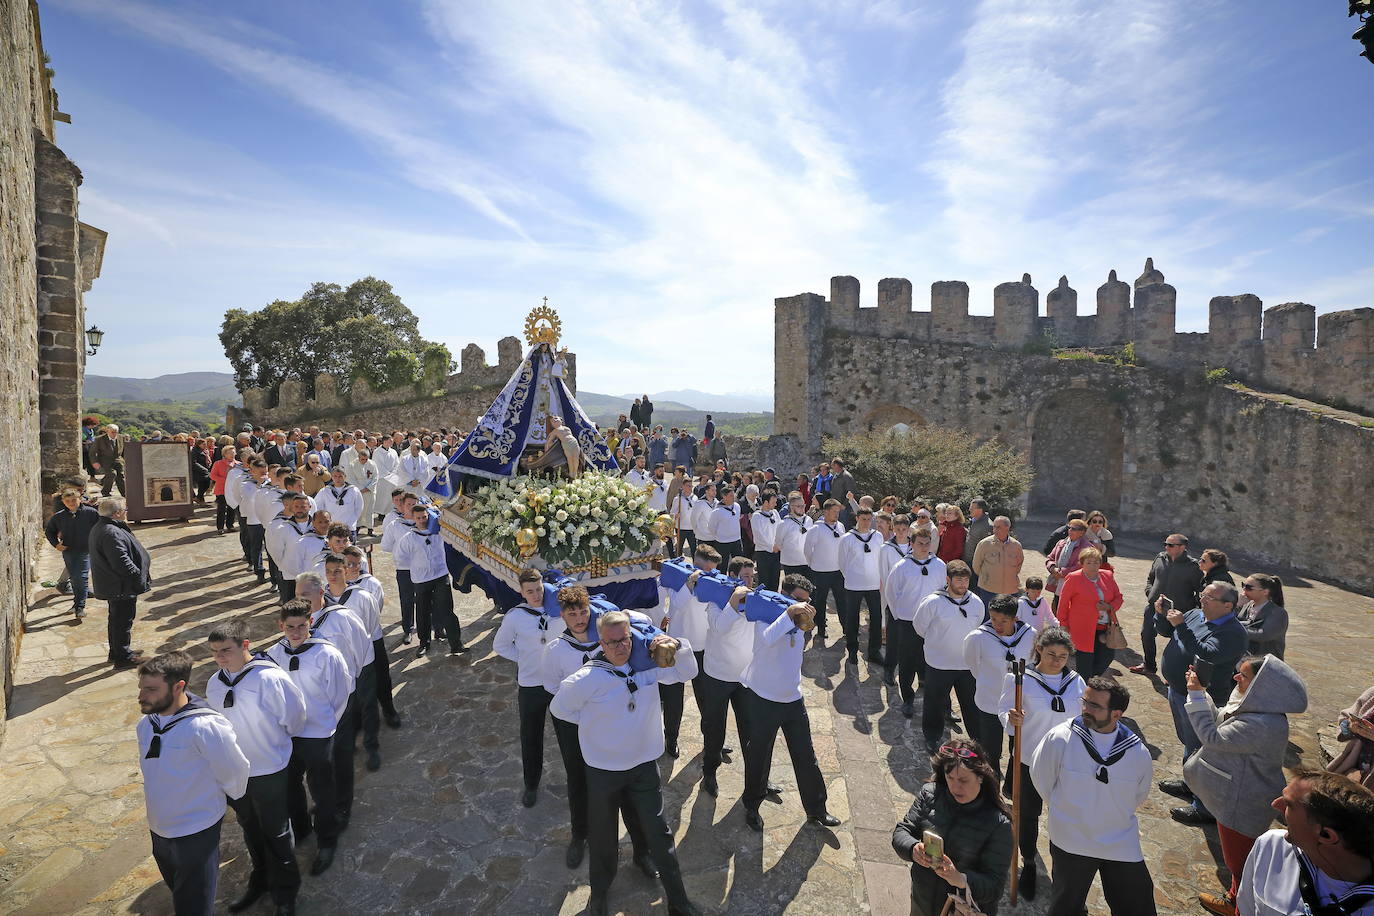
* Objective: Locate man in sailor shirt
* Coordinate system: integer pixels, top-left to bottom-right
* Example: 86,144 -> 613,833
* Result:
138,651 -> 251,916
708,487 -> 744,564
239,458 -> 271,582
323,554 -> 384,772
322,466 -> 363,534
288,511 -> 331,586
689,483 -> 718,557
877,513 -> 913,687
267,494 -> 312,603
748,489 -> 782,591
206,620 -> 307,915
777,491 -> 813,580
739,574 -> 840,833
669,478 -> 696,558
803,498 -> 847,641
342,546 -> 402,729
624,454 -> 652,489
883,529 -> 944,715
1029,676 -> 1156,916
393,503 -> 468,657
962,594 -> 1034,778
295,571 -> 371,829
265,602 -> 350,877
1017,577 -> 1059,632
647,465 -> 669,513
839,506 -> 883,667
549,610 -> 702,916
381,491 -> 419,643
912,561 -> 984,755
225,455 -> 252,563
1237,771 -> 1374,916
493,568 -> 567,808
697,555 -> 760,799
660,544 -> 720,759
252,468 -> 292,586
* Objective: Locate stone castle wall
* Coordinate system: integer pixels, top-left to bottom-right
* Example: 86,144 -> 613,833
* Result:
237,336 -> 578,433
772,264 -> 1374,594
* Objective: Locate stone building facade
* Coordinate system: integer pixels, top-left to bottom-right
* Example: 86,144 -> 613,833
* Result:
769,263 -> 1374,594
234,335 -> 578,434
1,0 -> 106,736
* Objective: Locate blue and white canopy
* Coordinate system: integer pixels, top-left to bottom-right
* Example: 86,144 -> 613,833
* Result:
428,343 -> 617,492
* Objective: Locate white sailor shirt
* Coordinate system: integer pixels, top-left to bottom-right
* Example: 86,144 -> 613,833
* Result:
912,589 -> 985,670
494,604 -> 567,687
290,533 -> 329,581
1238,828 -> 1374,916
326,586 -> 379,664
839,529 -> 882,590
267,516 -> 310,570
252,486 -> 285,531
690,498 -> 717,538
749,510 -> 780,554
710,503 -> 742,545
380,510 -> 412,554
323,484 -> 363,529
348,574 -> 386,637
803,520 -> 846,573
670,493 -> 695,531
998,667 -> 1084,756
310,603 -> 371,680
704,594 -> 754,682
648,478 -> 668,512
1017,595 -> 1060,632
777,514 -> 812,567
665,579 -> 710,649
879,539 -> 912,607
392,526 -> 448,584
224,466 -> 247,510
741,612 -> 808,703
885,554 -> 947,622
264,638 -> 351,738
238,477 -> 269,526
624,468 -> 651,488
205,658 -> 307,777
542,632 -> 603,697
962,621 -> 1035,714
137,696 -> 250,839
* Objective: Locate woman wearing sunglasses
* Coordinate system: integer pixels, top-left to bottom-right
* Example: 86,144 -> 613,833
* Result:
1236,574 -> 1288,660
892,736 -> 1013,916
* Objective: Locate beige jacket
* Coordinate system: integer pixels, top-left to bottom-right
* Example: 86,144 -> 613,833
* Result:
971,534 -> 1024,595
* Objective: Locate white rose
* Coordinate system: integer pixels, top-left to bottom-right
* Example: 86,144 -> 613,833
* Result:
535,515 -> 546,525
580,505 -> 591,516
555,509 -> 568,522
536,527 -> 546,536
606,496 -> 620,509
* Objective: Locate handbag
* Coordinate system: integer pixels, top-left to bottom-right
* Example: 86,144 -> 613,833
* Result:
939,887 -> 983,916
1102,608 -> 1129,650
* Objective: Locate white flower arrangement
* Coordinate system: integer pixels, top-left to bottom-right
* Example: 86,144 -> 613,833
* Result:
465,470 -> 661,567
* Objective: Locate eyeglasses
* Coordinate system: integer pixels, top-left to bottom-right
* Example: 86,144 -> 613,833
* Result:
1241,583 -> 1260,591
602,636 -> 632,648
937,745 -> 978,759
1164,541 -> 1185,547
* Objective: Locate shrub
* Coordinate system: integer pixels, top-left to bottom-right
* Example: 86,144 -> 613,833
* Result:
1021,330 -> 1057,357
1204,367 -> 1232,385
822,427 -> 1032,520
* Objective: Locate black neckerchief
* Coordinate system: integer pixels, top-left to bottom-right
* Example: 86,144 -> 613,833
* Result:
760,510 -> 776,524
1026,668 -> 1079,712
312,603 -> 349,634
854,530 -> 876,553
786,514 -> 809,530
886,539 -> 911,557
1296,849 -> 1374,916
823,521 -> 841,539
144,699 -> 217,759
279,637 -> 326,671
328,485 -> 351,506
516,603 -> 551,642
1069,716 -> 1142,784
560,631 -> 599,663
938,588 -> 973,616
1023,597 -> 1044,614
287,518 -> 309,535
977,621 -> 1032,661
590,659 -> 639,711
909,555 -> 935,576
216,655 -> 277,708
721,504 -> 737,517
329,586 -> 358,609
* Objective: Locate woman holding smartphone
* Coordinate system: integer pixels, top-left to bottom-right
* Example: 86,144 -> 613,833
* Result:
892,736 -> 1013,916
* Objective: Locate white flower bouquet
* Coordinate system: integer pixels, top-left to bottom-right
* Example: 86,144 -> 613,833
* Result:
465,470 -> 661,567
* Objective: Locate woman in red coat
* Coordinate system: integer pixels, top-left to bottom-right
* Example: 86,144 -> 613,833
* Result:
936,505 -> 967,563
209,444 -> 239,535
1056,548 -> 1123,676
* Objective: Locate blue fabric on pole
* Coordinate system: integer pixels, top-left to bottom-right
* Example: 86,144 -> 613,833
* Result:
744,589 -> 793,624
694,571 -> 744,609
658,557 -> 694,592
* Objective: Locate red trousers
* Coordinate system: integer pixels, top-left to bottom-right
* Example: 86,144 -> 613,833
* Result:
1218,822 -> 1258,898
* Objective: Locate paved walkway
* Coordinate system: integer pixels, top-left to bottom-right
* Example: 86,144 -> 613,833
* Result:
1,507 -> 1371,915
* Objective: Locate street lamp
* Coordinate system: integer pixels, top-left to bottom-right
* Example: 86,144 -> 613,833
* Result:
1355,1 -> 1373,65
85,324 -> 104,356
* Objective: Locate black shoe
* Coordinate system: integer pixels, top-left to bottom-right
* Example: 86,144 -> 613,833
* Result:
1171,804 -> 1216,826
228,883 -> 267,913
634,851 -> 659,880
744,809 -> 764,832
588,894 -> 609,916
701,771 -> 718,798
522,787 -> 538,808
866,652 -> 885,665
1018,865 -> 1037,901
310,845 -> 335,876
847,652 -> 859,666
74,607 -> 86,621
416,644 -> 429,659
566,836 -> 586,868
449,644 -> 470,656
274,903 -> 296,916
664,740 -> 679,759
384,711 -> 403,729
366,750 -> 381,772
902,700 -> 913,719
112,656 -> 142,670
668,904 -> 703,916
1158,779 -> 1193,800
766,783 -> 782,795
883,669 -> 897,686
401,632 -> 413,646
808,812 -> 841,828
256,570 -> 267,583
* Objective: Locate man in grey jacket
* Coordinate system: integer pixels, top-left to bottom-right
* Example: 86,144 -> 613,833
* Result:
90,496 -> 152,667
962,498 -> 992,594
1131,534 -> 1204,675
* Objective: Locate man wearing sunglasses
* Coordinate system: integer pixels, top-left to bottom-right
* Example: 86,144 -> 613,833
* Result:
1132,534 -> 1203,675
207,619 -> 307,915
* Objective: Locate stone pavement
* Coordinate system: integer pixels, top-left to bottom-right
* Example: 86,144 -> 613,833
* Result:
1,507 -> 1371,916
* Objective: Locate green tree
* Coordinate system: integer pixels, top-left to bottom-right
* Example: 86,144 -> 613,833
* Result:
823,427 -> 1033,520
219,277 -> 438,396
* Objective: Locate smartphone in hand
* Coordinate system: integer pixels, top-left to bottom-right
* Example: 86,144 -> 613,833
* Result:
1192,658 -> 1215,686
1158,596 -> 1174,612
922,829 -> 943,862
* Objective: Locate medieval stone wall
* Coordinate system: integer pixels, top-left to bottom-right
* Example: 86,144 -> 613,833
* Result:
772,269 -> 1374,594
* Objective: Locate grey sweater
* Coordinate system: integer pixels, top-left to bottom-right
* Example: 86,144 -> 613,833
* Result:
1183,655 -> 1308,837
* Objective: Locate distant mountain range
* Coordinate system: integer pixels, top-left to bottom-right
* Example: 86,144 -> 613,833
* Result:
86,372 -> 241,405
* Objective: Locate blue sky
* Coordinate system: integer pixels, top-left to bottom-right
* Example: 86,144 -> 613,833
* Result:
49,0 -> 1374,398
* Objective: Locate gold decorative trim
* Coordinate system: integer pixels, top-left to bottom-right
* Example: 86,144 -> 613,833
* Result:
524,303 -> 562,348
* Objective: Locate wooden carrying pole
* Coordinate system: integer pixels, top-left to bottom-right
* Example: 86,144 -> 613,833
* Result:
1008,658 -> 1026,905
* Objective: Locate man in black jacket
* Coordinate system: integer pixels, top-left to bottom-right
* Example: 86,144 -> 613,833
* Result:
640,394 -> 653,429
90,497 -> 153,667
1130,534 -> 1204,675
264,434 -> 299,469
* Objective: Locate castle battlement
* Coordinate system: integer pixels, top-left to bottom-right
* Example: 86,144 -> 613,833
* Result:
776,259 -> 1374,416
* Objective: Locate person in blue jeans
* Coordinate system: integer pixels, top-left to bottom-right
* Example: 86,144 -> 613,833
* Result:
44,485 -> 100,620
1153,580 -> 1249,824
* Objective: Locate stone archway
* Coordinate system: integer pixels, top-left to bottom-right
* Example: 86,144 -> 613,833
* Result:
862,403 -> 928,433
1029,389 -> 1124,517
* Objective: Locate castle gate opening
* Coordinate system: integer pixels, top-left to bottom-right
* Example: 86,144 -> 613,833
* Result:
1029,389 -> 1124,518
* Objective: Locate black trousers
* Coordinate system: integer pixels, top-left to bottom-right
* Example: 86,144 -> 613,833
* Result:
266,552 -> 283,591
215,495 -> 234,531
697,672 -> 751,774
661,650 -> 705,747
1047,843 -> 1157,916
753,551 -> 781,592
226,767 -> 300,904
678,529 -> 697,558
395,569 -> 416,634
101,467 -> 126,496
288,735 -> 338,847
885,618 -> 924,701
354,661 -> 380,753
414,575 -> 461,649
150,819 -> 221,916
971,709 -> 1006,778
107,596 -> 138,662
808,569 -> 842,636
921,667 -> 977,750
1076,642 -> 1115,677
372,637 -> 397,716
551,715 -> 647,848
246,523 -> 265,575
843,588 -> 882,658
742,689 -> 826,815
519,685 -> 552,790
586,761 -> 690,908
780,563 -> 813,589
1008,762 -> 1043,862
713,539 -> 741,566
1139,605 -> 1159,669
332,691 -> 359,815
276,576 -> 295,604
237,511 -> 251,560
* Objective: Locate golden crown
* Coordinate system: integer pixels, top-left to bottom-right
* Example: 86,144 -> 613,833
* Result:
524,302 -> 562,348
